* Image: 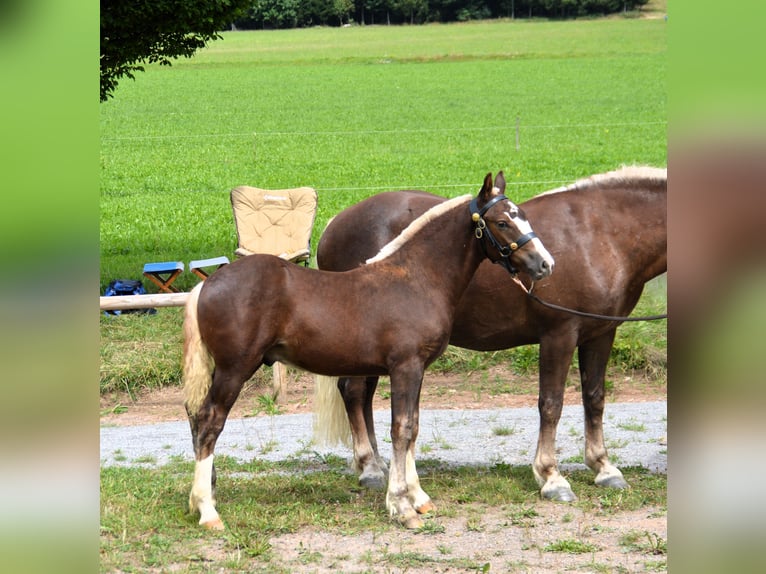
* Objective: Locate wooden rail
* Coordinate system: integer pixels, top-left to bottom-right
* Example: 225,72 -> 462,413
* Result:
99,292 -> 190,311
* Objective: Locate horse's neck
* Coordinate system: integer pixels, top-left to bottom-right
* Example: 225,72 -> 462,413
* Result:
379,206 -> 484,303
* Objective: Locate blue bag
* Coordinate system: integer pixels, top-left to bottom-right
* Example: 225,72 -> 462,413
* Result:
103,279 -> 156,315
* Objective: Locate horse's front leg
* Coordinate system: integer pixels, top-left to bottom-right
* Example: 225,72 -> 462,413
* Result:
533,334 -> 578,502
386,362 -> 428,529
188,367 -> 249,530
579,330 -> 628,490
339,376 -> 387,489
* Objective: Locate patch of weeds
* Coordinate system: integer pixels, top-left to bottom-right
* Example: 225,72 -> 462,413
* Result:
543,538 -> 599,554
132,454 -> 156,464
292,438 -> 316,457
587,562 -> 620,573
509,345 -> 539,374
561,512 -> 574,523
296,542 -> 323,564
420,443 -> 434,454
606,438 -> 629,450
433,437 -> 455,450
101,404 -> 129,416
112,449 -> 126,462
561,454 -> 584,464
617,418 -> 647,432
225,528 -> 272,559
377,378 -> 391,400
507,505 -> 538,526
620,530 -> 667,555
311,452 -> 348,471
465,516 -> 485,532
417,519 -> 446,534
437,544 -> 452,555
493,425 -> 517,436
644,558 -> 668,571
259,439 -> 279,455
380,550 -> 438,568
254,393 -> 283,416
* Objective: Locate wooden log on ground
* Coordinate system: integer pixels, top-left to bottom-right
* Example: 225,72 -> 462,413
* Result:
100,292 -> 190,311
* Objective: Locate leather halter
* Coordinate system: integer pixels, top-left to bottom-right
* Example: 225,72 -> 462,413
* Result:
469,194 -> 537,275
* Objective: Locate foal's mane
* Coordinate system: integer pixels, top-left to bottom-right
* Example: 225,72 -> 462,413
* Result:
539,165 -> 667,197
366,194 -> 472,264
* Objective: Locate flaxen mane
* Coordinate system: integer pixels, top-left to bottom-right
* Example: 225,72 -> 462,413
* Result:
366,194 -> 472,264
540,166 -> 666,197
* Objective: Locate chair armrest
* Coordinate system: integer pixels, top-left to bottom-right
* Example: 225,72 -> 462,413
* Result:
278,248 -> 310,263
235,247 -> 254,258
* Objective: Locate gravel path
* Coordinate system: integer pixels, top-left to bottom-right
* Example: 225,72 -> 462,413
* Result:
100,401 -> 666,473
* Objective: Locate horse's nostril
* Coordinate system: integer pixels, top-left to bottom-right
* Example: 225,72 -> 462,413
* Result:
542,260 -> 550,270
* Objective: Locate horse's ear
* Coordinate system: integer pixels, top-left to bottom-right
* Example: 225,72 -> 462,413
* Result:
494,171 -> 506,194
479,172 -> 494,201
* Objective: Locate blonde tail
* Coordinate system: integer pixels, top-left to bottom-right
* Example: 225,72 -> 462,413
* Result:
183,283 -> 214,417
313,375 -> 351,447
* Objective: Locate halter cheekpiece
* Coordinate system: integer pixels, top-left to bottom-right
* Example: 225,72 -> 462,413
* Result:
469,194 -> 537,275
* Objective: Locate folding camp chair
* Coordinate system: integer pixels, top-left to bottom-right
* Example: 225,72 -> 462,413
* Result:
230,185 -> 318,401
230,185 -> 317,265
189,256 -> 230,281
143,261 -> 184,293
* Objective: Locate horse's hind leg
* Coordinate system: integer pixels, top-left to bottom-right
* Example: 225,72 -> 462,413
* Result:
534,334 -> 578,502
362,377 -> 389,475
339,376 -> 387,489
188,366 -> 252,530
579,330 -> 629,490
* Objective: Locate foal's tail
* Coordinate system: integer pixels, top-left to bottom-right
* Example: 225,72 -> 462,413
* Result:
183,282 -> 214,417
313,375 -> 352,447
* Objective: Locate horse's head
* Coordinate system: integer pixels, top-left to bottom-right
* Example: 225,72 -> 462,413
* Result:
470,172 -> 554,281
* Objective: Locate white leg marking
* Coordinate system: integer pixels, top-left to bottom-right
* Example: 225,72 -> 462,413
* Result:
190,455 -> 222,527
405,449 -> 431,510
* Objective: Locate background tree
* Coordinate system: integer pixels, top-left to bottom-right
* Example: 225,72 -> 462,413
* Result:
332,0 -> 355,25
101,0 -> 251,101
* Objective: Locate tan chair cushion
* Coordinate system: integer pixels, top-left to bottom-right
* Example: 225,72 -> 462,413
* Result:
230,186 -> 317,261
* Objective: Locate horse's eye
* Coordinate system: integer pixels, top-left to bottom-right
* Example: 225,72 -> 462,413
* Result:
496,221 -> 508,229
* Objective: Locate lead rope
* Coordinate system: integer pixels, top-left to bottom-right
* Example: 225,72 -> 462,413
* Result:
510,276 -> 668,322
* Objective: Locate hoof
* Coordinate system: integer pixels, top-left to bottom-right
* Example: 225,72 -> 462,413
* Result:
541,486 -> 577,503
359,473 -> 386,490
415,500 -> 436,515
401,515 -> 424,529
596,475 -> 629,490
201,518 -> 225,531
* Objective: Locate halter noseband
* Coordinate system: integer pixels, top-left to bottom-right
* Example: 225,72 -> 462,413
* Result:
469,195 -> 537,275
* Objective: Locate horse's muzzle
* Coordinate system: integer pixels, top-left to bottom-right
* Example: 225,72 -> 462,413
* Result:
525,254 -> 554,281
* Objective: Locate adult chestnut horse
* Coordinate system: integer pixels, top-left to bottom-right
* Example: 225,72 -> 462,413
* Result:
315,166 -> 666,502
183,172 -> 553,530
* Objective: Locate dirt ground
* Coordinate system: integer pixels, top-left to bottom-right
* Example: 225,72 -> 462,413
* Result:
100,366 -> 667,573
99,364 -> 666,427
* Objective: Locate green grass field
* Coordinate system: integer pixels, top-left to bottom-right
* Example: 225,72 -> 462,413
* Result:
100,17 -> 666,291
100,17 -> 666,394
